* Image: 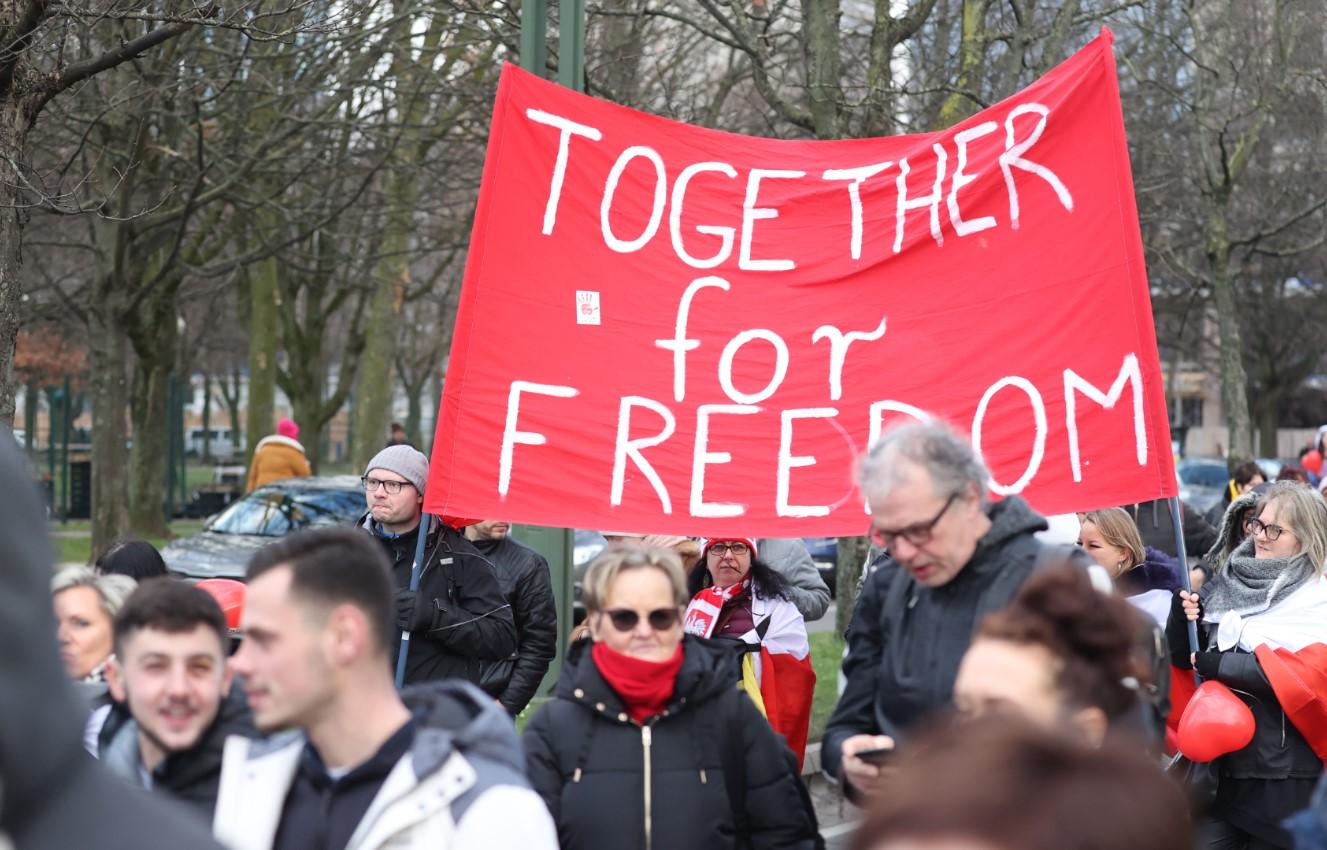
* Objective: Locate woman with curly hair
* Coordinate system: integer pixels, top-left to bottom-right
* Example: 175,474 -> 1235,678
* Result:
953,564 -> 1151,746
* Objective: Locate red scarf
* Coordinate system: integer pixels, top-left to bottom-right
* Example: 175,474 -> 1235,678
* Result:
591,642 -> 685,723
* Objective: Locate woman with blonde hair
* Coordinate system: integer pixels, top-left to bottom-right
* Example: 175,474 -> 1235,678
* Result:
1171,481 -> 1327,848
51,566 -> 136,683
523,544 -> 818,849
1078,507 -> 1183,627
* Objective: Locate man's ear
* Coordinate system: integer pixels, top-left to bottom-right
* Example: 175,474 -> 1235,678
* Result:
106,654 -> 127,703
326,604 -> 370,667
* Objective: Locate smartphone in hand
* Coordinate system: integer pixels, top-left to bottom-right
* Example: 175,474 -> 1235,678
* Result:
854,746 -> 895,766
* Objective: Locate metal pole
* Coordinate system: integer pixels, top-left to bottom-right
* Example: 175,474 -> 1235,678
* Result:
1168,496 -> 1201,683
557,0 -> 585,92
519,0 -> 547,76
395,513 -> 434,688
61,375 -> 71,521
165,374 -> 176,522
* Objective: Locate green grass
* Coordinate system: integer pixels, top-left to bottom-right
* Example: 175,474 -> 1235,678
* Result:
809,630 -> 846,743
52,519 -> 207,565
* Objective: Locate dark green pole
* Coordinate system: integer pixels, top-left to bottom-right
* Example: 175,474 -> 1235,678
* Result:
517,0 -> 582,703
46,386 -> 56,501
557,0 -> 585,92
165,374 -> 176,522
61,375 -> 71,521
519,0 -> 547,77
179,376 -> 188,507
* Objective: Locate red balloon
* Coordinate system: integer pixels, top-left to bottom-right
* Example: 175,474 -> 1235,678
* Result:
196,578 -> 246,633
1304,450 -> 1323,476
1177,680 -> 1255,762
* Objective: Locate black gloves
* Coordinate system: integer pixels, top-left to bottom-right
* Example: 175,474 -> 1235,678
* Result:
395,588 -> 439,633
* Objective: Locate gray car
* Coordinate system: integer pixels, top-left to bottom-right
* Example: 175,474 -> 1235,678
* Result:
162,475 -> 365,580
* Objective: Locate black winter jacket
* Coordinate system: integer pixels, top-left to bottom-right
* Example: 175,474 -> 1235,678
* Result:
359,514 -> 517,688
823,496 -> 1049,785
470,536 -> 559,714
1123,499 -> 1218,566
523,636 -> 819,850
97,685 -> 256,822
1167,590 -> 1322,782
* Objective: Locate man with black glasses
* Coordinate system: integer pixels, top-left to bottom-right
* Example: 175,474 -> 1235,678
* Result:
358,445 -> 516,688
823,419 -> 1054,801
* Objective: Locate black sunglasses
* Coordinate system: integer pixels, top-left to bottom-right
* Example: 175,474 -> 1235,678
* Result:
601,607 -> 681,632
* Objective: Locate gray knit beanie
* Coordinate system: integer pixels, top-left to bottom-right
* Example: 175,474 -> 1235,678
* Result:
364,445 -> 429,494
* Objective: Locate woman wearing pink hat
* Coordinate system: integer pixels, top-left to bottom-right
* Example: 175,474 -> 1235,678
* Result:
683,537 -> 816,768
244,418 -> 311,492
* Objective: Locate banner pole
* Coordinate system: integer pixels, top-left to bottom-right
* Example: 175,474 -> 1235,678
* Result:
1168,496 -> 1201,683
395,512 -> 433,689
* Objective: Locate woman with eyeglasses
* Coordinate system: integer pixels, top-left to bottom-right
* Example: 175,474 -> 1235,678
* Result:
523,545 -> 820,850
1168,481 -> 1327,849
683,537 -> 816,768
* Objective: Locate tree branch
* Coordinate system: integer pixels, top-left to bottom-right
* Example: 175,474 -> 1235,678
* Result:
28,9 -> 216,121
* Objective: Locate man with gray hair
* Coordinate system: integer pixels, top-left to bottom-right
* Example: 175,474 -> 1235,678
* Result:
358,445 -> 516,688
823,418 -> 1052,800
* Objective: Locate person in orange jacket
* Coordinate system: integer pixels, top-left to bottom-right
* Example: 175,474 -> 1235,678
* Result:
245,418 -> 312,492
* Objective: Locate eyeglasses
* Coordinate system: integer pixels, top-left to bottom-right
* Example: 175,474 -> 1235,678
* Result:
361,476 -> 413,495
600,607 -> 681,632
869,493 -> 959,549
707,542 -> 749,557
1245,517 -> 1293,542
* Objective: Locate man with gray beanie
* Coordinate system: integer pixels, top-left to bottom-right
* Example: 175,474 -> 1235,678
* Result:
358,445 -> 517,688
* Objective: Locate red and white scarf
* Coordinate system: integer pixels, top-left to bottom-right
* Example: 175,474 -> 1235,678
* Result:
683,579 -> 749,638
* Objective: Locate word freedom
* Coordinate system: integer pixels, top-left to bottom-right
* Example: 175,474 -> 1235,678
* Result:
527,100 -> 1074,272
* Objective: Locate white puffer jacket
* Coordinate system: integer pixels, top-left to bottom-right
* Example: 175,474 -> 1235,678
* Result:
212,682 -> 556,850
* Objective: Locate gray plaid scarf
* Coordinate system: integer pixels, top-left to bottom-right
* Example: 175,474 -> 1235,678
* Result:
1204,536 -> 1316,621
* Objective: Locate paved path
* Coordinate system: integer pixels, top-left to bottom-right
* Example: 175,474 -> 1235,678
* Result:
807,602 -> 839,634
803,744 -> 862,847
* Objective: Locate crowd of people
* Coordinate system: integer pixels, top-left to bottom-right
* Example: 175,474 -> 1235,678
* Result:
5,415 -> 1327,850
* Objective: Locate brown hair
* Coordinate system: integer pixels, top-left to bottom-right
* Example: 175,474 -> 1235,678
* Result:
852,715 -> 1191,850
976,565 -> 1146,721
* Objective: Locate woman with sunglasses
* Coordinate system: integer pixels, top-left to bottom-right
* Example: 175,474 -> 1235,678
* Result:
683,537 -> 816,768
523,545 -> 819,850
1168,481 -> 1327,849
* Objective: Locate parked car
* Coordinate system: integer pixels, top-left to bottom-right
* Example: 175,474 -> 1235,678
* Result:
1256,458 -> 1285,481
1175,457 -> 1229,514
801,536 -> 838,598
572,530 -> 607,624
162,475 -> 364,580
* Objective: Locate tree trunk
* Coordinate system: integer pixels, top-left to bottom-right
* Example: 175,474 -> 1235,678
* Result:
0,107 -> 28,426
246,257 -> 280,464
404,376 -> 424,452
125,280 -> 180,537
201,372 -> 212,461
935,0 -> 990,128
221,366 -> 243,449
23,378 -> 37,450
802,0 -> 844,138
88,321 -> 130,558
1257,394 -> 1280,459
128,349 -> 174,537
835,535 -> 869,637
1206,221 -> 1253,462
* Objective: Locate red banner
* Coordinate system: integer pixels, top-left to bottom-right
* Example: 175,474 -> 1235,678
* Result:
426,30 -> 1177,536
